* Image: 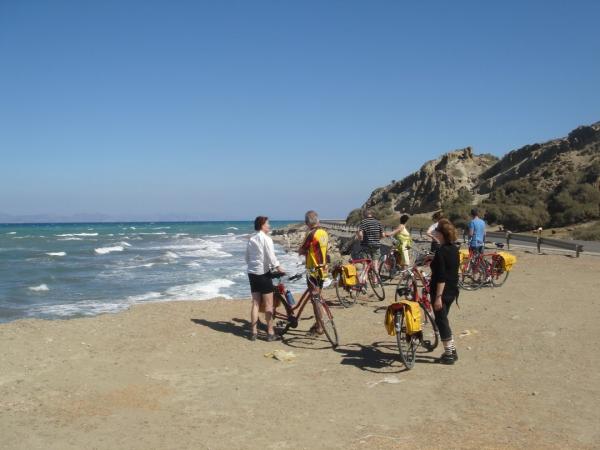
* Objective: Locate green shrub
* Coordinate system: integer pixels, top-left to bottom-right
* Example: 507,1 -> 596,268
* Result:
572,222 -> 600,241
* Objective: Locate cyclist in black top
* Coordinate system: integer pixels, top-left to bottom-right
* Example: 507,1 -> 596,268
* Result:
430,218 -> 460,365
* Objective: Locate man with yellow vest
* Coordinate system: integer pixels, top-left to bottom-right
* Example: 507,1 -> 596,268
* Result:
298,210 -> 328,336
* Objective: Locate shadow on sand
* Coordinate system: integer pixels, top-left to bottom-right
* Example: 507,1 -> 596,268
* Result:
335,341 -> 439,373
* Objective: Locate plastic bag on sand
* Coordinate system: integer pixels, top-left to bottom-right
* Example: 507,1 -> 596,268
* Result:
264,349 -> 297,362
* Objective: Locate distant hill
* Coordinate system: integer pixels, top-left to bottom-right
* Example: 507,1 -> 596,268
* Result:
348,121 -> 600,233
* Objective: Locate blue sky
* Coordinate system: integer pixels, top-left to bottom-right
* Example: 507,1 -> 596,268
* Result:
1,0 -> 599,221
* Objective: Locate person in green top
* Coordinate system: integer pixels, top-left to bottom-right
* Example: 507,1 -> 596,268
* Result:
384,214 -> 412,269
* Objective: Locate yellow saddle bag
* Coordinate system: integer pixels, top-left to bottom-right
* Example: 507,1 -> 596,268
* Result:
497,251 -> 517,272
341,264 -> 358,286
385,301 -> 422,336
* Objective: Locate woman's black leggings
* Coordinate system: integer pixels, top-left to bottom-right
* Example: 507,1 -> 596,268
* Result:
434,294 -> 456,341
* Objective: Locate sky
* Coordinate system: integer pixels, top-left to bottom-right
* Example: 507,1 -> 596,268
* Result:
1,0 -> 599,221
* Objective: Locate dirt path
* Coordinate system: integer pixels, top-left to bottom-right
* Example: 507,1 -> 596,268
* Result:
1,251 -> 599,449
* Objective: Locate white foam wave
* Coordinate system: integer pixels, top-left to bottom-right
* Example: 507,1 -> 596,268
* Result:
94,246 -> 124,255
186,261 -> 202,268
58,237 -> 83,241
178,249 -> 232,258
122,263 -> 155,269
46,252 -> 66,256
165,279 -> 235,300
120,241 -> 132,247
6,231 -> 17,235
127,292 -> 162,301
138,232 -> 166,235
166,251 -> 179,258
28,300 -> 128,317
226,227 -> 239,230
56,233 -> 98,237
29,284 -> 49,292
153,227 -> 171,230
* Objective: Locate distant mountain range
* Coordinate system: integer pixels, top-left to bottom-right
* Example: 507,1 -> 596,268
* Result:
348,121 -> 600,230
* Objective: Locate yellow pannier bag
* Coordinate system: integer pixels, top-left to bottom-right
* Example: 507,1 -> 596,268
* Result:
385,301 -> 422,336
497,251 -> 517,272
341,264 -> 358,286
459,248 -> 470,265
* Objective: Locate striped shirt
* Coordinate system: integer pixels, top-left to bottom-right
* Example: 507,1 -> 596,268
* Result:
359,217 -> 383,246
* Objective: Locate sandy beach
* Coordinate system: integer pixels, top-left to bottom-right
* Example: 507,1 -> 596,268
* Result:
1,249 -> 599,449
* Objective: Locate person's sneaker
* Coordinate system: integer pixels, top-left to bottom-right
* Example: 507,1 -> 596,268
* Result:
452,349 -> 458,361
438,352 -> 456,365
249,333 -> 258,342
266,333 -> 281,342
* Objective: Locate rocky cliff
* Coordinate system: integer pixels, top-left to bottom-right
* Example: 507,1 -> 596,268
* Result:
348,148 -> 498,223
348,121 -> 600,225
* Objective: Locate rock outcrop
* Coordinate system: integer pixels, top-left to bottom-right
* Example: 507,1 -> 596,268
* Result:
348,121 -> 600,224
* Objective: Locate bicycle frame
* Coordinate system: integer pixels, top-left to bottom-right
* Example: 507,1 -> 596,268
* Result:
272,273 -> 323,327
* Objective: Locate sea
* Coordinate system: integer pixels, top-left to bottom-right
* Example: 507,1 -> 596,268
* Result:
0,221 -> 306,324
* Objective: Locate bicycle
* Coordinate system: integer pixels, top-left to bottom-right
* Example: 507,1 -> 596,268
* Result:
272,269 -> 339,348
459,247 -> 509,290
391,253 -> 439,369
378,238 -> 404,282
332,255 -> 385,307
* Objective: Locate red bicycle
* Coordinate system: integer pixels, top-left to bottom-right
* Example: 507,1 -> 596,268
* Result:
392,254 -> 440,368
271,269 -> 339,348
331,256 -> 385,307
459,247 -> 509,290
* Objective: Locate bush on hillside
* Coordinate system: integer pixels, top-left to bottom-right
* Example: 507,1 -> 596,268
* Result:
481,180 -> 550,231
547,177 -> 600,226
572,222 -> 600,241
442,188 -> 474,229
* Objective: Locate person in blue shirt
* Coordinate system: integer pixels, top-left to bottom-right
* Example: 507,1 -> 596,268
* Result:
468,208 -> 486,253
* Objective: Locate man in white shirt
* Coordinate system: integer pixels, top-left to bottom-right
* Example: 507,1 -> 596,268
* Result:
245,216 -> 283,341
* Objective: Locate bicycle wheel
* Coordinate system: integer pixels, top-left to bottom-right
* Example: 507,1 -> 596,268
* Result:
313,295 -> 339,348
394,309 -> 417,369
490,256 -> 509,287
459,259 -> 483,290
368,269 -> 386,301
273,293 -> 293,336
418,303 -> 439,352
395,271 -> 416,302
334,272 -> 356,308
378,252 -> 397,282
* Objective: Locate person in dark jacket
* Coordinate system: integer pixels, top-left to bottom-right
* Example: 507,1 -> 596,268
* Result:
430,218 -> 460,364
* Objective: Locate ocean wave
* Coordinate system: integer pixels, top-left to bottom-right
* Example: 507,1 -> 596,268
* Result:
58,237 -> 83,241
225,227 -> 239,230
126,292 -> 162,301
46,252 -> 66,257
120,241 -> 132,247
178,249 -> 232,258
6,231 -> 16,235
138,232 -> 167,235
94,246 -> 124,255
165,279 -> 235,300
121,262 -> 155,269
28,284 -> 49,292
27,299 -> 129,317
153,227 -> 171,230
55,233 -> 99,237
186,261 -> 202,268
165,251 -> 179,259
